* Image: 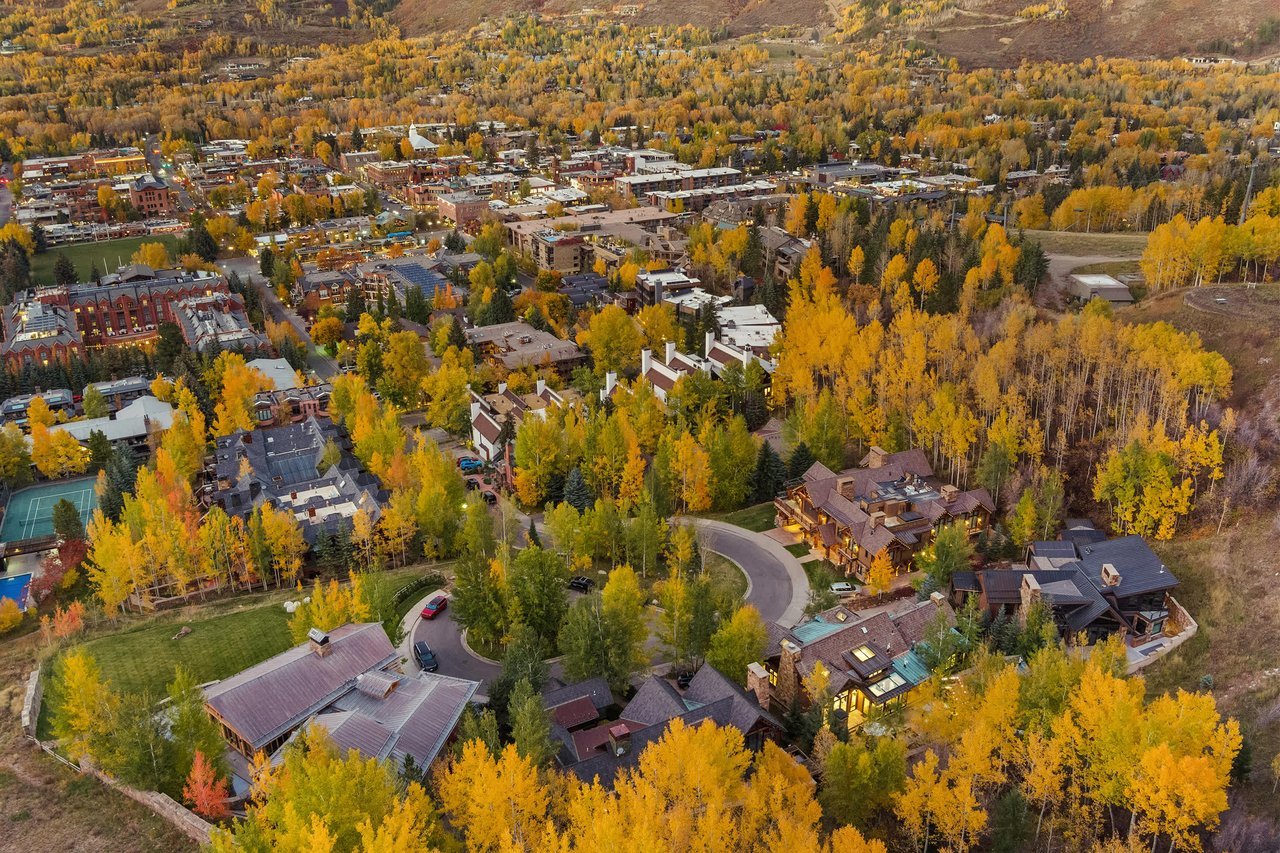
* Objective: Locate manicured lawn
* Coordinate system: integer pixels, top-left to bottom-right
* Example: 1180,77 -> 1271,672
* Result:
710,502 -> 777,533
803,559 -> 846,591
32,235 -> 181,285
69,603 -> 291,698
785,542 -> 811,558
705,552 -> 748,604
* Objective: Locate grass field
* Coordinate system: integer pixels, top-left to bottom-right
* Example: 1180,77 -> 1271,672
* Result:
1120,284 -> 1280,408
32,235 -> 181,285
802,558 -> 845,592
1146,520 -> 1280,819
785,542 -> 811,558
1022,229 -> 1149,257
69,603 -> 291,698
709,502 -> 777,533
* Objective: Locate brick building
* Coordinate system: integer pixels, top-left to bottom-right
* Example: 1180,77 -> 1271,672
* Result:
127,175 -> 175,217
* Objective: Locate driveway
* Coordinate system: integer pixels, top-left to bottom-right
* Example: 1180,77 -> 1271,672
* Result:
402,593 -> 501,692
397,517 -> 810,695
687,518 -> 809,628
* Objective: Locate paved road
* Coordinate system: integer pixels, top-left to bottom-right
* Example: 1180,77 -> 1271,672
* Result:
689,519 -> 809,627
217,257 -> 339,380
401,518 -> 810,692
0,185 -> 11,227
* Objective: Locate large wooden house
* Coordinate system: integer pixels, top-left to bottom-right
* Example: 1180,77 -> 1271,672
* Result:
774,447 -> 994,581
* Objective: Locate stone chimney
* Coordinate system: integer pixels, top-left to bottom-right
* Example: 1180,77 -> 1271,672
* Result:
929,591 -> 946,607
869,511 -> 885,529
640,349 -> 652,375
746,662 -> 773,710
307,627 -> 331,658
1020,574 -> 1041,621
775,639 -> 802,710
866,446 -> 888,469
940,484 -> 959,503
664,340 -> 676,365
1101,563 -> 1121,588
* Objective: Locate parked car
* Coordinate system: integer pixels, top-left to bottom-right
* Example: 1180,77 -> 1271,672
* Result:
675,670 -> 694,689
457,457 -> 484,473
413,641 -> 438,672
830,581 -> 854,595
421,594 -> 448,619
465,478 -> 480,490
481,491 -> 498,505
568,576 -> 594,593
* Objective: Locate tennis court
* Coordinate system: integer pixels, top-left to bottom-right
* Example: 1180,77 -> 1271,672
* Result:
0,477 -> 98,544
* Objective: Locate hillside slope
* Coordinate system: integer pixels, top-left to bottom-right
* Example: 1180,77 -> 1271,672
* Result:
912,0 -> 1280,66
389,0 -> 834,37
390,0 -> 1278,65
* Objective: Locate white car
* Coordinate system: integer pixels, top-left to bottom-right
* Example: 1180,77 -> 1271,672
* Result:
830,582 -> 854,595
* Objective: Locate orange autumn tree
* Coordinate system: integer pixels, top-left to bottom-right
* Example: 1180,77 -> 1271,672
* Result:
184,750 -> 230,819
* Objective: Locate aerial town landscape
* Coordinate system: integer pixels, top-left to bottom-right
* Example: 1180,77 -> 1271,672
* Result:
0,0 -> 1277,850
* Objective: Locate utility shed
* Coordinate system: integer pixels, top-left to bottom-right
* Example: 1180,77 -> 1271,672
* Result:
1068,273 -> 1134,307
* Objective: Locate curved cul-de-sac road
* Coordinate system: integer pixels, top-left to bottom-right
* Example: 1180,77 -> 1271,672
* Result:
402,516 -> 809,690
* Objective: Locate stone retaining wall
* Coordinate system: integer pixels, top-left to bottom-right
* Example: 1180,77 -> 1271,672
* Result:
21,666 -> 213,846
20,668 -> 42,738
84,766 -> 214,846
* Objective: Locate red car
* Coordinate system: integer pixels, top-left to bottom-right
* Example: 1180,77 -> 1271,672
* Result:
421,594 -> 448,620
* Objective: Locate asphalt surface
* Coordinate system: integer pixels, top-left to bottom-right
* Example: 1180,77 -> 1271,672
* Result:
692,520 -> 807,627
402,520 -> 810,691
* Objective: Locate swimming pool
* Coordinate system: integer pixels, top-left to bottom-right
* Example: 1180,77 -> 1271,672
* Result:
0,572 -> 33,612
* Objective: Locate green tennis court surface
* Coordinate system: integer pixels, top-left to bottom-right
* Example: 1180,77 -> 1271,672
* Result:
0,477 -> 98,543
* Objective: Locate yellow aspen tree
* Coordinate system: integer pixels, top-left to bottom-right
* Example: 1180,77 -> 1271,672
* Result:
867,547 -> 894,599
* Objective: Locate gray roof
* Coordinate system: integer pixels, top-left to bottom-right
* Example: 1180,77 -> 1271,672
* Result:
1074,535 -> 1178,600
324,670 -> 479,769
204,623 -> 398,751
542,676 -> 614,712
48,395 -> 173,443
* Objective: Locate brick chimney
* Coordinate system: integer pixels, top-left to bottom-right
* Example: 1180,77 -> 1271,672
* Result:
1020,574 -> 1041,622
606,723 -> 631,756
1101,563 -> 1121,587
307,627 -> 331,657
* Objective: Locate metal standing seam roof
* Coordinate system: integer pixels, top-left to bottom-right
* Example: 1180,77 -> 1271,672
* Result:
327,671 -> 479,768
203,622 -> 397,751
